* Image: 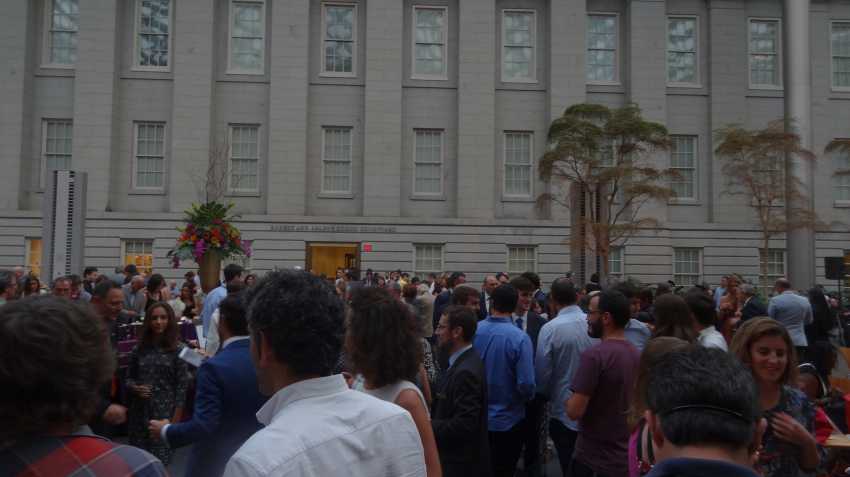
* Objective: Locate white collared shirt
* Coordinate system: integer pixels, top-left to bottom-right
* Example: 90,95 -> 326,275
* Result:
224,374 -> 426,477
698,326 -> 729,351
512,311 -> 529,333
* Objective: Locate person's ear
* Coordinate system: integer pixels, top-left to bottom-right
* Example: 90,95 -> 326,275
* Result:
646,410 -> 665,449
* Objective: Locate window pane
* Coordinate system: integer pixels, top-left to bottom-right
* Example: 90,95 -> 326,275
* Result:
323,128 -> 352,192
124,240 -> 154,275
505,133 -> 532,196
138,0 -> 170,67
667,18 -> 697,83
833,23 -> 850,88
230,2 -> 264,72
49,0 -> 79,65
414,8 -> 445,76
750,20 -> 779,86
414,131 -> 443,194
586,16 -> 617,83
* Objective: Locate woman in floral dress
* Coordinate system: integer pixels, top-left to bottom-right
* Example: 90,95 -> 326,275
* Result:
126,301 -> 189,464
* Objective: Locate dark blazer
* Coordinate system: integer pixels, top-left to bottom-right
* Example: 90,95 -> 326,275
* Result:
524,311 -> 545,357
478,292 -> 488,321
433,289 -> 452,334
741,296 -> 768,322
431,347 -> 491,477
165,339 -> 266,477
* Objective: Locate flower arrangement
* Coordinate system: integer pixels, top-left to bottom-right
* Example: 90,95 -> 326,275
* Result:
167,202 -> 252,268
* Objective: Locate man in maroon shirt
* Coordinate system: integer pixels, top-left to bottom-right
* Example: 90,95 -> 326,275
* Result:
566,289 -> 641,477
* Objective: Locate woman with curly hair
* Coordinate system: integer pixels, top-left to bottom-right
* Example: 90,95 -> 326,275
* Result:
21,275 -> 41,297
346,287 -> 442,477
126,301 -> 189,464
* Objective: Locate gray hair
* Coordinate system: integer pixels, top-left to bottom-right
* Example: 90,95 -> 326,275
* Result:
739,283 -> 757,296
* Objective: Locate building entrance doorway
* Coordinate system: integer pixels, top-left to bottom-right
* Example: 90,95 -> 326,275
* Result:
306,242 -> 359,279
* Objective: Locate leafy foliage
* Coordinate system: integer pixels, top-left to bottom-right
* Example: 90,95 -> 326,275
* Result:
167,202 -> 252,267
538,103 -> 675,278
714,119 -> 818,288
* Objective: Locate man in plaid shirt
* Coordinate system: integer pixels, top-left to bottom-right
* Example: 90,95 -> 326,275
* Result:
0,296 -> 167,476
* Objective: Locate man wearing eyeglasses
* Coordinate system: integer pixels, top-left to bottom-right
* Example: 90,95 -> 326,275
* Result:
566,289 -> 640,477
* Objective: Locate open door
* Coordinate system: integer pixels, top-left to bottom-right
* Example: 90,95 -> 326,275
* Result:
306,242 -> 360,278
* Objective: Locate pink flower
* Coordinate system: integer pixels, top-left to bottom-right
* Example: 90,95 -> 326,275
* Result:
194,239 -> 206,259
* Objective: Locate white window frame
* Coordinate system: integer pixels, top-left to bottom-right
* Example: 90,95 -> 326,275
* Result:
503,131 -> 534,199
412,129 -> 444,197
669,135 -> 698,201
759,248 -> 786,294
834,142 -> 850,205
413,243 -> 444,275
586,12 -> 619,85
320,3 -> 358,77
228,124 -> 261,194
40,119 -> 73,189
666,15 -> 700,87
320,126 -> 353,194
748,18 -> 783,90
507,245 -> 538,274
132,0 -> 174,72
501,9 -> 537,83
227,0 -> 267,75
608,246 -> 624,279
673,247 -> 702,285
42,0 -> 79,68
831,21 -> 850,92
121,239 -> 155,275
132,122 -> 167,192
411,5 -> 448,80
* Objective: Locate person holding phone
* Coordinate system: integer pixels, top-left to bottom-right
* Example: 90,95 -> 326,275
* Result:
126,302 -> 189,465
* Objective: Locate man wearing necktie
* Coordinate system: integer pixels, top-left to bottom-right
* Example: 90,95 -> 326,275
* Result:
510,277 -> 547,477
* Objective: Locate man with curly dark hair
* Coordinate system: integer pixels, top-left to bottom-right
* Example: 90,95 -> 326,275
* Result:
0,296 -> 167,476
225,270 -> 427,477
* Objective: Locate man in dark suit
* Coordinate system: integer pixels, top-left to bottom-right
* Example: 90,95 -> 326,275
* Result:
148,293 -> 266,477
510,276 -> 546,477
432,305 -> 491,477
433,272 -> 467,334
479,275 -> 499,321
122,275 -> 146,319
740,283 -> 768,322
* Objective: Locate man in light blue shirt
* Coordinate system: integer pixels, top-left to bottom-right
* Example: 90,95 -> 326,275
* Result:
200,263 -> 243,337
768,278 -> 813,354
714,276 -> 728,311
535,278 -> 597,476
473,284 -> 535,477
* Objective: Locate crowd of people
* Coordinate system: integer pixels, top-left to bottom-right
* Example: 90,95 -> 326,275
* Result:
1,262 -> 850,477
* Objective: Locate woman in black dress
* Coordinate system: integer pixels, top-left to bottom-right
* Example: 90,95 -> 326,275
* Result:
126,301 -> 189,464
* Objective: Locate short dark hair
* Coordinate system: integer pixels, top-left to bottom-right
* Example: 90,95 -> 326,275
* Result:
520,272 -> 541,289
0,270 -> 14,294
495,272 -> 509,281
647,346 -> 759,450
443,305 -> 477,342
491,284 -> 518,314
83,266 -> 98,276
226,281 -> 245,295
66,274 -> 82,286
219,293 -> 249,336
224,264 -> 244,283
614,282 -> 638,300
447,272 -> 466,288
549,278 -> 578,306
775,278 -> 791,291
451,285 -> 480,307
510,276 -> 534,293
0,297 -> 115,443
245,270 -> 344,377
92,280 -> 120,300
124,264 -> 138,275
685,291 -> 716,327
346,287 -> 422,388
598,289 -> 630,328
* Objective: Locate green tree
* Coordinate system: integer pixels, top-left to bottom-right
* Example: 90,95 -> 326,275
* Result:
538,103 -> 675,283
714,120 -> 818,293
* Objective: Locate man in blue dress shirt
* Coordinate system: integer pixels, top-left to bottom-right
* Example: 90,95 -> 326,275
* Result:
473,284 -> 535,477
199,263 -> 243,337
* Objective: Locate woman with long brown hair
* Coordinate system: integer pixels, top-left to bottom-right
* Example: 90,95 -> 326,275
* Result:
730,317 -> 821,477
126,301 -> 189,464
651,294 -> 698,343
627,337 -> 691,477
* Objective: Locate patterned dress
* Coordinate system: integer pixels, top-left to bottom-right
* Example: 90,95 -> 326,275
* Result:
757,386 -> 822,477
126,343 -> 189,465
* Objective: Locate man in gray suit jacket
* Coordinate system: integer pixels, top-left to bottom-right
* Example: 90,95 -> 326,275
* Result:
768,278 -> 813,357
122,275 -> 147,319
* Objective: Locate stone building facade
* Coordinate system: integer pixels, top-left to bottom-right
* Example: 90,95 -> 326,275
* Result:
0,0 -> 848,289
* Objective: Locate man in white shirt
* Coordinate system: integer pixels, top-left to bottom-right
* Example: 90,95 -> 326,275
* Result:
225,270 -> 426,477
686,289 -> 728,351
